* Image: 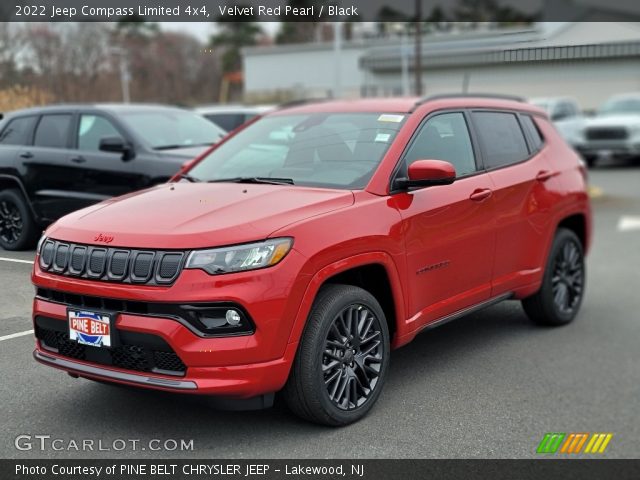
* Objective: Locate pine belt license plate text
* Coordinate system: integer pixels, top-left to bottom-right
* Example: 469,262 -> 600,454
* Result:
68,310 -> 112,347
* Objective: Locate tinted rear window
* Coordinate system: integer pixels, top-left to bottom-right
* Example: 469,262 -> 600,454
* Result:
520,115 -> 544,151
34,114 -> 72,148
473,112 -> 529,168
0,116 -> 37,146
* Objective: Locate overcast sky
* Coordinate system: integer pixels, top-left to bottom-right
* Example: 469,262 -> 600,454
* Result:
161,22 -> 280,42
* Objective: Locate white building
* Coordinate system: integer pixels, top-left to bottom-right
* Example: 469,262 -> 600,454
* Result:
242,22 -> 640,109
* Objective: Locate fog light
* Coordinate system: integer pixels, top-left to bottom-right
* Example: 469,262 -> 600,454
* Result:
225,309 -> 241,326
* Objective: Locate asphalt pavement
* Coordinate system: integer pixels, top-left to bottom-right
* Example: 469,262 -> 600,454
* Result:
1,162 -> 639,459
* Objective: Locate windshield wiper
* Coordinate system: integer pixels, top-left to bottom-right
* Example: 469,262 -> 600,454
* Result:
154,142 -> 216,151
175,173 -> 202,182
208,177 -> 295,185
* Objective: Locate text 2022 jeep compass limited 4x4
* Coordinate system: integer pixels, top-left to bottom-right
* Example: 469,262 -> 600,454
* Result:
32,95 -> 592,426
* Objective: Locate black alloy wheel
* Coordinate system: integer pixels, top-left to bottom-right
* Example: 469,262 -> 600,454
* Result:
322,304 -> 384,410
0,199 -> 22,245
522,228 -> 585,326
0,189 -> 38,251
551,240 -> 584,316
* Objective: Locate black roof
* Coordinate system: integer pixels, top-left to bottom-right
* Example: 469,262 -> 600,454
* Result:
2,103 -> 188,118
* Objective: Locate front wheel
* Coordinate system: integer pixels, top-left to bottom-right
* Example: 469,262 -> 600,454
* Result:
522,228 -> 585,326
283,284 -> 390,426
0,189 -> 38,251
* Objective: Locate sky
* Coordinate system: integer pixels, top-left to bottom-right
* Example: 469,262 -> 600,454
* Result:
161,22 -> 280,42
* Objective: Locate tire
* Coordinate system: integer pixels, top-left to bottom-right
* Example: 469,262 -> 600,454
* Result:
0,189 -> 38,251
584,155 -> 597,168
522,228 -> 585,326
283,284 -> 390,426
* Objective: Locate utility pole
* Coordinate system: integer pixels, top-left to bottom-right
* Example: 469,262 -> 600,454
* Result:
111,48 -> 130,103
401,29 -> 410,96
333,21 -> 342,98
414,0 -> 423,96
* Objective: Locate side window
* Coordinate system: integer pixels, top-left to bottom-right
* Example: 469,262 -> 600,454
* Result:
404,112 -> 477,177
472,112 -> 529,169
34,114 -> 72,148
520,115 -> 544,152
564,102 -> 578,117
78,115 -> 121,151
205,113 -> 243,132
0,116 -> 37,146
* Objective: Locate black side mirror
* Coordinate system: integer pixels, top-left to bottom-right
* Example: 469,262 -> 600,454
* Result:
551,112 -> 568,121
99,136 -> 134,161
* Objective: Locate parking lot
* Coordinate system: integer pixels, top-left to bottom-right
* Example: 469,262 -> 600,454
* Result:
1,163 -> 639,459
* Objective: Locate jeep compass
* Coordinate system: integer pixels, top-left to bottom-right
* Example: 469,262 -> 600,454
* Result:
31,95 -> 592,426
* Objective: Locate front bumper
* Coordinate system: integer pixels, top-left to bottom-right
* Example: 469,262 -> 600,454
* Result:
31,249 -> 309,398
575,140 -> 640,157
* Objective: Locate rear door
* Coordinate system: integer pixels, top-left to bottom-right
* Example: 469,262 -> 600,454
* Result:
394,111 -> 497,326
472,110 -> 560,295
23,112 -> 82,221
0,115 -> 38,175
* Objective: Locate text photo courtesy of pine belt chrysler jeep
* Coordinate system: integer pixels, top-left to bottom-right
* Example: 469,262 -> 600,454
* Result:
31,95 -> 591,426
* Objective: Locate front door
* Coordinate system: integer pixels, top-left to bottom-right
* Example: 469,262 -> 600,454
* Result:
392,111 -> 496,330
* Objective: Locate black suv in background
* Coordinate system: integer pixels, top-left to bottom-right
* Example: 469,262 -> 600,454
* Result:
0,104 -> 225,250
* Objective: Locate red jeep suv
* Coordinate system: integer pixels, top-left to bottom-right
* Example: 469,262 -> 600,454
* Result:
32,95 -> 591,426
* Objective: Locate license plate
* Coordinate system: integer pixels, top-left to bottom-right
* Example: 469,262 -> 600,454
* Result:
68,310 -> 112,348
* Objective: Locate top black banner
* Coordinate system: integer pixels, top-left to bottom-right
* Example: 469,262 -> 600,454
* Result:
3,0 -> 640,22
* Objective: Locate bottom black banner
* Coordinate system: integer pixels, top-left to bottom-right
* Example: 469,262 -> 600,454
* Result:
4,459 -> 640,480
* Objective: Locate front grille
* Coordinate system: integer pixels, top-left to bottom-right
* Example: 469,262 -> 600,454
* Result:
585,127 -> 628,140
35,317 -> 187,376
39,239 -> 186,285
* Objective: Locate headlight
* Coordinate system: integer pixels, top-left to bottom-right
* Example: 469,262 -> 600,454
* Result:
185,238 -> 293,275
36,234 -> 47,255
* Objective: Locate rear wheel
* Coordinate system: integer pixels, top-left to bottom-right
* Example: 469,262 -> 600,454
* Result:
522,228 -> 585,326
283,284 -> 390,426
0,189 -> 38,251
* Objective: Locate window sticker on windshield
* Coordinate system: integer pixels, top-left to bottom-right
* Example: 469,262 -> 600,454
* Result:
378,114 -> 404,123
375,133 -> 391,143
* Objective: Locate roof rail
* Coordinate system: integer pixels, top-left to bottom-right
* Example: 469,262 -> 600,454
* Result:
414,93 -> 526,108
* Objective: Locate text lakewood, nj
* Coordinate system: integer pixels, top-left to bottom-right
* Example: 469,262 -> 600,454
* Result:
15,4 -> 359,20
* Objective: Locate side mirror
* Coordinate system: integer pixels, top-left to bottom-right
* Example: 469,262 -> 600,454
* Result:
551,112 -> 569,121
99,136 -> 134,161
395,160 -> 456,190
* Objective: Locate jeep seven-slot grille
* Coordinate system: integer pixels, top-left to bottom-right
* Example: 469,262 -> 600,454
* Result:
40,239 -> 186,285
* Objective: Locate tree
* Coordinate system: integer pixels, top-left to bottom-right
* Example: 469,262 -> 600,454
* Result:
210,5 -> 262,73
454,0 -> 536,24
276,0 -> 319,44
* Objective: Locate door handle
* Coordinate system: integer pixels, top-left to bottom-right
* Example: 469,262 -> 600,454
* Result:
19,152 -> 33,159
469,188 -> 493,202
70,156 -> 86,164
536,170 -> 557,182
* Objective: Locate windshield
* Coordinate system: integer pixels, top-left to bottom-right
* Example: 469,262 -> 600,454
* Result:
598,98 -> 640,116
120,109 -> 225,149
187,112 -> 405,189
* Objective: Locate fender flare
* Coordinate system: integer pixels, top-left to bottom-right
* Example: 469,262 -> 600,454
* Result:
0,174 -> 39,221
286,251 -> 407,348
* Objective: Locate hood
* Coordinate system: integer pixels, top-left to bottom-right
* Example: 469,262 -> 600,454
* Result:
585,114 -> 640,128
46,183 -> 354,249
